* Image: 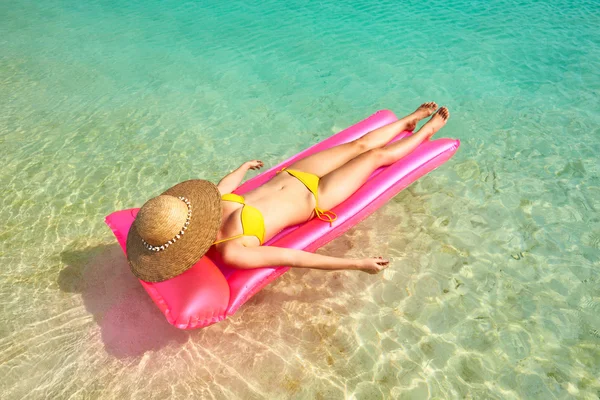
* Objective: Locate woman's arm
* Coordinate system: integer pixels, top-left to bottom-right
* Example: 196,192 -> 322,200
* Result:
217,160 -> 263,194
221,244 -> 389,274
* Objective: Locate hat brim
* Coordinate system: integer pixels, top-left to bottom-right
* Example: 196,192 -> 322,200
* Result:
126,180 -> 222,282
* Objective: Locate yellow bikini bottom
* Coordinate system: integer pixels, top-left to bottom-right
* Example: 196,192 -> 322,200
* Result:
279,168 -> 337,226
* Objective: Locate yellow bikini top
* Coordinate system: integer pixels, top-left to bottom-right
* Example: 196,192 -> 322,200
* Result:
213,193 -> 265,245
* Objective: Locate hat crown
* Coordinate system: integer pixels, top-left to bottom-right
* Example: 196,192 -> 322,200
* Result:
136,195 -> 188,246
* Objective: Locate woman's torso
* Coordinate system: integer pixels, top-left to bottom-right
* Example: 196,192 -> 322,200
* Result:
213,172 -> 317,248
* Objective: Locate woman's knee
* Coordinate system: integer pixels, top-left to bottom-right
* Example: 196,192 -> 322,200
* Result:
366,148 -> 392,166
352,136 -> 372,153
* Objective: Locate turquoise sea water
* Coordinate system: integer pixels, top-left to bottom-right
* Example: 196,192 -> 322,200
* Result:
1,0 -> 599,398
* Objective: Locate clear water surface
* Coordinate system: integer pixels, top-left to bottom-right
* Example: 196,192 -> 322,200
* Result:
1,0 -> 599,399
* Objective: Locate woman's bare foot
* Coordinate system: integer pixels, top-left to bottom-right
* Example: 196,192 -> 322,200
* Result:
400,102 -> 438,131
415,107 -> 450,140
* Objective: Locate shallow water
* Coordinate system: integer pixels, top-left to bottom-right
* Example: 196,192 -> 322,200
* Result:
1,0 -> 599,398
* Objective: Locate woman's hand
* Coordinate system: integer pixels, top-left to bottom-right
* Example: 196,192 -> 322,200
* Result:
358,257 -> 389,274
244,160 -> 264,170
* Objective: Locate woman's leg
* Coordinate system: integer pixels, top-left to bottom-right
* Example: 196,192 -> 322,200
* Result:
318,107 -> 450,210
287,102 -> 437,177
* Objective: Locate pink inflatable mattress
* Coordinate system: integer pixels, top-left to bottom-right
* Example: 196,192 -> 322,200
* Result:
105,110 -> 460,329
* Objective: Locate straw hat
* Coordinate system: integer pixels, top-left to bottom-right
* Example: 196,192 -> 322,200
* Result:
126,180 -> 222,282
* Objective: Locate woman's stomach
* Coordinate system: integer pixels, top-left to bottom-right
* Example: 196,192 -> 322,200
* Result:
244,173 -> 317,240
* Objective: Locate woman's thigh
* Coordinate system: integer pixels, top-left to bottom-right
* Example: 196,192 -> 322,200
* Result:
318,149 -> 385,210
286,140 -> 365,177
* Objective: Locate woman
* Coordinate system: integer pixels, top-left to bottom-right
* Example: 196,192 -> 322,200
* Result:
126,104 -> 449,282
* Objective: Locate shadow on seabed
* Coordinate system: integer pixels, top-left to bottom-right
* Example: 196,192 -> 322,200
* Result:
57,243 -> 189,358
